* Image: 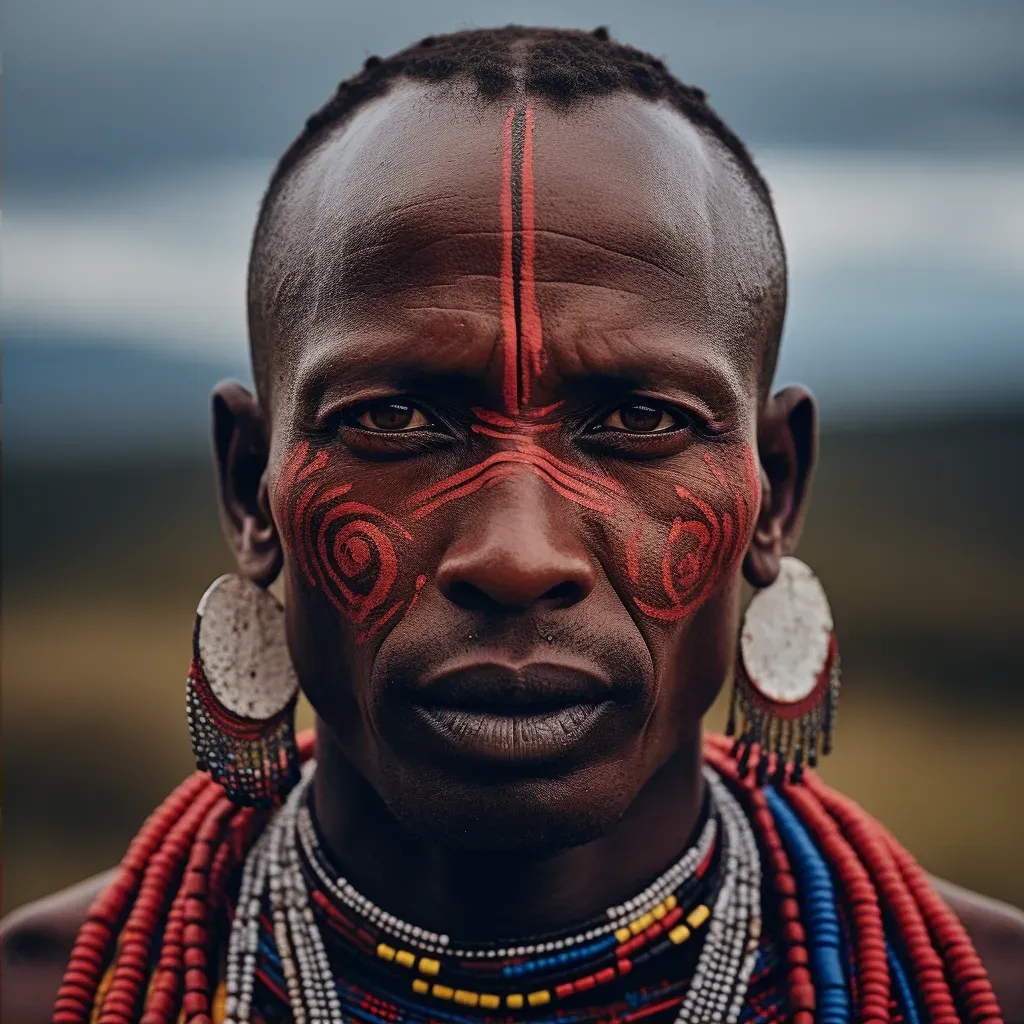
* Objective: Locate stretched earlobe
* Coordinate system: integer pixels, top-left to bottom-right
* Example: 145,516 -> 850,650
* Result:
743,385 -> 817,589
212,380 -> 282,587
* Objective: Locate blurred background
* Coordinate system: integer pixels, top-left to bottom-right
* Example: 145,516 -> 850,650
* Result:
3,0 -> 1023,915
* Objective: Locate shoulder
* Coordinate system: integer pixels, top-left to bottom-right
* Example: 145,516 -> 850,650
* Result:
1,870 -> 116,1022
930,874 -> 1024,1021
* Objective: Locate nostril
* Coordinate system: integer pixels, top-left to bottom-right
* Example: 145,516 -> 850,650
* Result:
440,573 -> 590,613
543,580 -> 584,607
445,579 -> 502,612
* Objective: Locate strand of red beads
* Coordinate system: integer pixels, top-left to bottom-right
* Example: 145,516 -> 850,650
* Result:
703,737 -> 817,1024
816,786 -> 1004,1024
182,798 -> 257,1024
883,827 -> 1003,1024
52,772 -> 210,1023
140,793 -> 238,1024
803,776 -> 962,1024
781,779 -> 891,1024
96,782 -> 226,1023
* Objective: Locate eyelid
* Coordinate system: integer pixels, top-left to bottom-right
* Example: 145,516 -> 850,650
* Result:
332,395 -> 465,447
353,401 -> 430,432
589,397 -> 705,435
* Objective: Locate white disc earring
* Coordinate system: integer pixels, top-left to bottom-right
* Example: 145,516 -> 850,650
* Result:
726,556 -> 840,784
185,574 -> 300,807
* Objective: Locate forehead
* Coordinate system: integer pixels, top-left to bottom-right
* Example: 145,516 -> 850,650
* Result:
257,82 -> 773,402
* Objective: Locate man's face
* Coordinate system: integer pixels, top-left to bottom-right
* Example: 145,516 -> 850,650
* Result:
259,84 -> 771,851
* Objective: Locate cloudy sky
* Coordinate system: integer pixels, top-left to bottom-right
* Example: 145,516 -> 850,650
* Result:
5,0 -> 1024,454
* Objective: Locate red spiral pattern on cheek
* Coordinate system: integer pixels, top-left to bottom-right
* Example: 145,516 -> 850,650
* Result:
325,520 -> 398,622
633,445 -> 761,622
276,441 -> 416,643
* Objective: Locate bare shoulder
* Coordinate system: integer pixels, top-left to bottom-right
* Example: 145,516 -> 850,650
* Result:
1,870 -> 116,1023
931,874 -> 1024,1021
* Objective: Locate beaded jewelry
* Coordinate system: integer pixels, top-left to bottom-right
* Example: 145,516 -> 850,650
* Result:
223,764 -> 753,1024
726,557 -> 841,784
53,732 -> 1005,1024
186,575 -> 300,808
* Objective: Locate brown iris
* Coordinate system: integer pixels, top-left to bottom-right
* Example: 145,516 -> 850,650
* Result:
356,401 -> 430,432
602,402 -> 677,433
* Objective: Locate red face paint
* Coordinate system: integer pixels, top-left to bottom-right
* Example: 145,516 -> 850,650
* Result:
629,447 -> 761,621
276,441 -> 418,643
275,107 -> 761,643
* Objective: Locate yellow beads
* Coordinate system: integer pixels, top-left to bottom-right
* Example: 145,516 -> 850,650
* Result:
409,974 -> 503,1010
628,912 -> 654,935
618,894 -> 679,942
668,902 -> 710,945
527,990 -> 551,1007
380,945 -> 440,977
506,994 -> 525,1010
687,904 -> 710,929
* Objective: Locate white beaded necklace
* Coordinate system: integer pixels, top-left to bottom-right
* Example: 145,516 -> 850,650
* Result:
224,762 -> 760,1024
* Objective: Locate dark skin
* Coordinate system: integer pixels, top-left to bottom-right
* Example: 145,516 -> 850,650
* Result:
4,84 -> 1023,1020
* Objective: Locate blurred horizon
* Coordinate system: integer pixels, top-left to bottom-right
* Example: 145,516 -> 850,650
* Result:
3,0 -> 1024,916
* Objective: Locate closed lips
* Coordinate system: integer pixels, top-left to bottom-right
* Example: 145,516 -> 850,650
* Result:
403,660 -> 625,765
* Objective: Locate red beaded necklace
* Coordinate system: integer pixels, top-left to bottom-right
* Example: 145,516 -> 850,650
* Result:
54,732 -> 1003,1024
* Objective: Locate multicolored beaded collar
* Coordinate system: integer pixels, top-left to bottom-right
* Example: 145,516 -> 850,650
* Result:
53,733 -> 1004,1024
226,764 -> 762,1024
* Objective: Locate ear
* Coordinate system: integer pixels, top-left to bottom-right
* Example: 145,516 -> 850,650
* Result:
211,380 -> 282,587
743,385 -> 817,588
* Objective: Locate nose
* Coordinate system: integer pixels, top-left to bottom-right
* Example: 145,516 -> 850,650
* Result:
435,472 -> 596,612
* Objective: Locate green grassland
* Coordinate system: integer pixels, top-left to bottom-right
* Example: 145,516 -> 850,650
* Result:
4,414 -> 1023,913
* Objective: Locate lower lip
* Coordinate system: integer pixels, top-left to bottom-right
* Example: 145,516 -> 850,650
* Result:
410,701 -> 615,765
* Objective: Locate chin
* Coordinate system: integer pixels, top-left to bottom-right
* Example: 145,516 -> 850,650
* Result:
373,758 -> 638,854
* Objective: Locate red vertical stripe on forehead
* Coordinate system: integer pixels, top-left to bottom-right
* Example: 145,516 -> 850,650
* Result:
519,105 -> 544,407
499,106 -> 519,415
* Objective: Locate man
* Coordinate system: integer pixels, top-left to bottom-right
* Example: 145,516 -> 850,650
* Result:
4,26 -> 1022,1023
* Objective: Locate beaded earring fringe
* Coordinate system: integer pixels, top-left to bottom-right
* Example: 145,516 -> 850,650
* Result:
726,557 -> 842,785
53,731 -> 1003,1024
726,636 -> 841,786
186,651 -> 299,809
185,575 -> 301,809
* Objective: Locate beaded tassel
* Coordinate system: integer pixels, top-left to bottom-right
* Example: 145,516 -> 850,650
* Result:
186,655 -> 299,809
727,558 -> 842,784
186,575 -> 301,809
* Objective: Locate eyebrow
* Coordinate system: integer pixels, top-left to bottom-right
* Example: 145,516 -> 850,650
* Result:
288,317 -> 752,426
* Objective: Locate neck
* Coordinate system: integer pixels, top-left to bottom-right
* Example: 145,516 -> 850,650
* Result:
311,721 -> 707,941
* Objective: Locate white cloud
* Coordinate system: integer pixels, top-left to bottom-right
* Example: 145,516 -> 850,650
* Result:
761,151 -> 1024,278
4,165 -> 270,360
5,153 -> 1024,404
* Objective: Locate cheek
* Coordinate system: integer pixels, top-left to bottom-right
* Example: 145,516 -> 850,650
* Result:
273,440 -> 429,646
618,444 -> 760,625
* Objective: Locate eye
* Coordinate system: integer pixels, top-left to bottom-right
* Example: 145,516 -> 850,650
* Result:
599,402 -> 684,433
353,400 -> 431,432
